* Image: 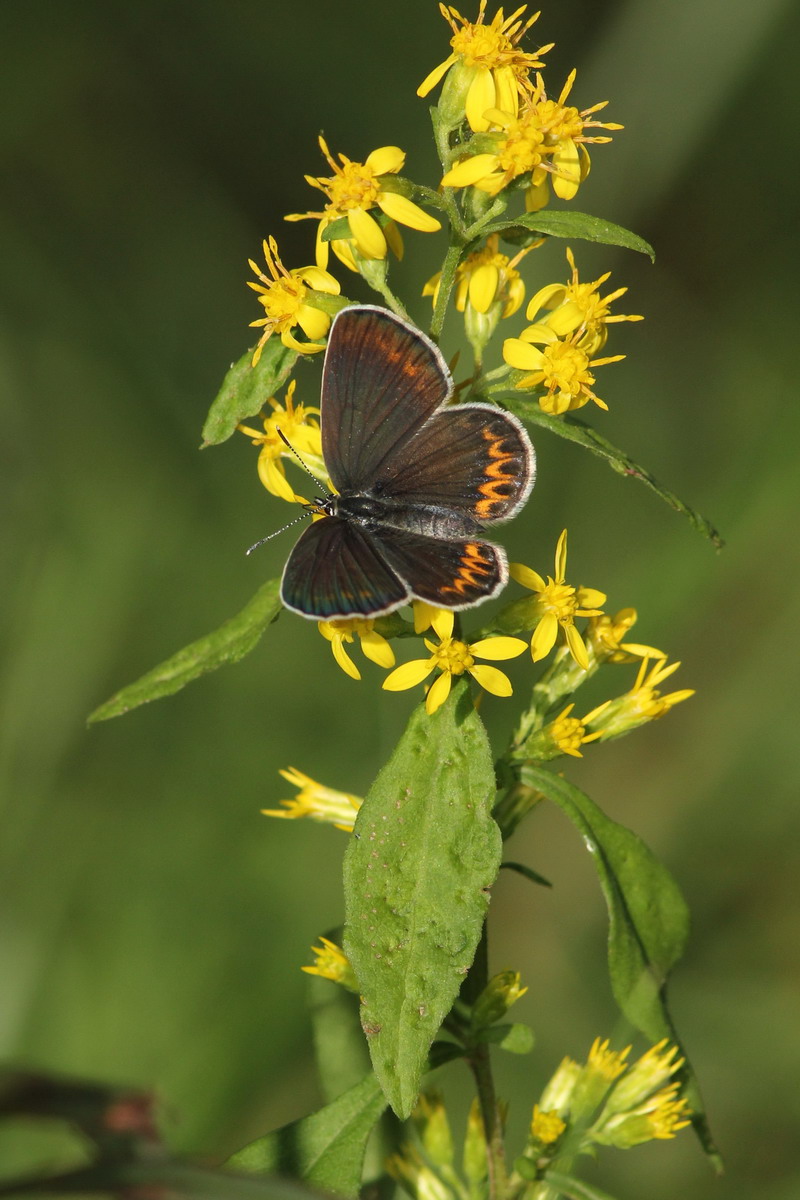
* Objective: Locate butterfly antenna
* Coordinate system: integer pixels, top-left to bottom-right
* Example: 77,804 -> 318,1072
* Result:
277,427 -> 329,490
246,510 -> 310,556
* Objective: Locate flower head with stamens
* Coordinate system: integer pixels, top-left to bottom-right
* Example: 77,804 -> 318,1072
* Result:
302,937 -> 359,991
262,768 -> 362,831
382,607 -> 526,714
425,233 -> 533,318
528,69 -> 622,201
503,324 -> 625,413
588,1040 -> 691,1148
524,247 -> 643,356
286,137 -> 441,272
318,618 -> 396,682
509,530 -> 605,670
418,2 -> 552,131
237,380 -> 329,503
439,90 -> 548,199
587,607 -> 665,665
530,1105 -> 566,1146
525,702 -> 608,760
246,236 -> 340,365
587,657 -> 694,738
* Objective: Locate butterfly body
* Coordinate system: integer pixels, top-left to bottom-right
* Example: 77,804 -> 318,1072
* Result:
279,306 -> 535,620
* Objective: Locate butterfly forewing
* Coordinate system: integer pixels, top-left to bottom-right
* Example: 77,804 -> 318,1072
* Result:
375,404 -> 536,524
281,517 -> 410,619
321,306 -> 452,493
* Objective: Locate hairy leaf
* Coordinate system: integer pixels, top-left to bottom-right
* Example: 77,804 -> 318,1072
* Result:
344,682 -> 501,1118
88,580 -> 282,722
202,338 -> 298,446
507,399 -> 723,548
227,1074 -> 386,1198
543,1171 -> 622,1200
522,767 -> 722,1170
484,210 -> 655,260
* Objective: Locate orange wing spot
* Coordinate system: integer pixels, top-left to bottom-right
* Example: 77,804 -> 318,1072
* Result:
476,428 -> 522,519
440,543 -> 496,598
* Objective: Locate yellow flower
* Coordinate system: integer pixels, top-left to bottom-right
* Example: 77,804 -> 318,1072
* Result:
382,607 -> 526,715
530,1105 -> 566,1146
589,1040 -> 691,1148
247,236 -> 340,365
473,969 -> 528,1027
587,657 -> 694,738
262,767 -> 362,832
302,936 -> 359,991
286,136 -> 440,271
568,1038 -> 631,1121
237,380 -> 328,503
424,233 -> 533,318
503,325 -> 625,414
509,530 -> 605,670
587,607 -> 665,665
524,247 -> 643,356
318,618 -> 396,681
525,702 -> 607,760
418,1 -> 552,132
387,1146 -> 453,1200
527,69 -> 622,201
439,95 -> 548,198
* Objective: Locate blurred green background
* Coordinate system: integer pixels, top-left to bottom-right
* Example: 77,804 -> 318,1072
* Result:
2,0 -> 799,1195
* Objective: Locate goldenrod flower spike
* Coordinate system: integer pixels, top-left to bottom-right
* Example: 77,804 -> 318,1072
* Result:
318,618 -> 396,681
246,236 -> 340,364
237,380 -> 328,503
418,2 -> 552,132
524,247 -> 643,355
424,234 -> 533,318
286,136 -> 440,272
263,768 -> 362,831
382,606 -> 526,714
302,936 -> 359,990
503,321 -> 625,413
528,69 -> 623,202
510,529 -> 605,670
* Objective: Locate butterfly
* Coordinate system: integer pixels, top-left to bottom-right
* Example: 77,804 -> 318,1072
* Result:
279,304 -> 535,620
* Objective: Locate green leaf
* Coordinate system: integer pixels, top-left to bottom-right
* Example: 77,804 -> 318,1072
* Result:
343,682 -> 502,1118
484,210 -> 655,261
202,338 -> 298,446
506,399 -> 724,548
543,1170 -> 623,1200
227,1074 -> 387,1198
521,767 -> 722,1171
307,971 -> 372,1104
477,1022 -> 534,1054
88,580 -> 283,723
500,860 -> 552,887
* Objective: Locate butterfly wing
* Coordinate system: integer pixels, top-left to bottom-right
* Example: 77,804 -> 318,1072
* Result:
321,305 -> 452,493
374,403 -> 535,525
281,516 -> 410,619
369,525 -> 507,610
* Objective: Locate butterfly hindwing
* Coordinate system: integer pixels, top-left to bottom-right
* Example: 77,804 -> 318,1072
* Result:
368,524 -> 507,610
281,517 -> 409,619
374,403 -> 535,524
321,306 -> 452,494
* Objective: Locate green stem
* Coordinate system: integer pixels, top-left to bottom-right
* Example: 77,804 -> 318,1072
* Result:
362,271 -> 411,320
464,924 -> 508,1200
430,240 -> 464,341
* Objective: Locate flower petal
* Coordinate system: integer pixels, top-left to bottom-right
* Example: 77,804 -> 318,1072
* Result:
430,608 -> 455,640
348,207 -> 387,259
425,671 -> 452,714
296,303 -> 331,341
377,191 -> 441,232
526,283 -> 565,320
258,454 -> 295,503
564,622 -> 590,671
359,629 -> 396,669
281,328 -> 325,354
552,139 -> 581,200
470,636 -> 527,660
384,220 -> 405,260
331,637 -> 361,680
466,67 -> 496,132
366,145 -> 405,176
417,53 -> 458,98
576,586 -> 607,609
468,263 -> 500,313
530,612 -> 559,661
469,663 -> 513,697
441,154 -> 501,189
554,529 -> 569,581
503,338 -> 544,371
383,658 -> 435,691
493,66 -> 519,119
509,562 -> 546,592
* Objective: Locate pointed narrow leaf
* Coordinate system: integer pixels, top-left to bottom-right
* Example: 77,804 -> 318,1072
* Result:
88,580 -> 282,722
543,1171 -> 623,1200
484,210 -> 655,261
202,338 -> 298,446
477,1022 -> 534,1054
506,399 -> 723,548
521,766 -> 722,1170
227,1074 -> 386,1198
344,682 -> 501,1118
500,861 -> 552,887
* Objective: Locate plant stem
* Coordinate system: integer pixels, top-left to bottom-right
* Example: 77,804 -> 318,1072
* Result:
465,924 -> 508,1200
430,241 -> 464,341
